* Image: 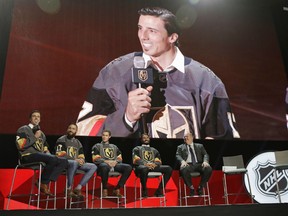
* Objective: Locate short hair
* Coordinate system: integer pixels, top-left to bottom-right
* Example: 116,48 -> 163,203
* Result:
68,123 -> 78,130
140,133 -> 149,139
184,131 -> 195,138
29,110 -> 41,118
138,7 -> 181,47
102,129 -> 111,136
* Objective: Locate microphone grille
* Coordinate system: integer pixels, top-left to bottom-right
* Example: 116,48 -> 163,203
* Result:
133,56 -> 145,68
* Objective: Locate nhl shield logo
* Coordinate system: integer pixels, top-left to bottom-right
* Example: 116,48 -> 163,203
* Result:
245,152 -> 288,203
254,161 -> 288,197
138,70 -> 148,82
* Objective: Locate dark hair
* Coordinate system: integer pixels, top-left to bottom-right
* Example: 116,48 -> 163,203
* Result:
29,110 -> 41,118
138,7 -> 181,47
102,129 -> 111,136
68,123 -> 78,130
184,131 -> 195,139
140,133 -> 149,139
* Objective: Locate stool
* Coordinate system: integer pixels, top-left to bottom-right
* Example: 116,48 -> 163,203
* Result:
222,155 -> 254,204
91,171 -> 126,209
6,161 -> 58,209
178,172 -> 211,206
134,171 -> 166,208
273,150 -> 288,203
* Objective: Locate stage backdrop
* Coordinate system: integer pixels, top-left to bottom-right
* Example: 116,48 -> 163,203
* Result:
0,0 -> 287,140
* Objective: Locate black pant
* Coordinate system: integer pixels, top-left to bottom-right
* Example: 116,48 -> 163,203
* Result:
22,153 -> 68,184
134,165 -> 173,190
97,163 -> 132,189
179,163 -> 212,188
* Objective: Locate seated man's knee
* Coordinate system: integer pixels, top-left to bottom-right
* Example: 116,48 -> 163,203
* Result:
91,163 -> 97,172
69,160 -> 79,169
126,164 -> 132,172
99,163 -> 110,172
203,166 -> 212,174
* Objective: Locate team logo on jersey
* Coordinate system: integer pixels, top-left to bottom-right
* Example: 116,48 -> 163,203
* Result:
138,70 -> 148,82
33,139 -> 44,152
254,161 -> 288,197
104,147 -> 115,159
150,104 -> 198,138
143,150 -> 154,162
67,146 -> 78,159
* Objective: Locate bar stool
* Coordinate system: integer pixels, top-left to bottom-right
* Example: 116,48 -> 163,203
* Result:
273,150 -> 288,203
222,155 -> 254,204
178,172 -> 211,206
134,171 -> 166,208
6,161 -> 58,209
91,171 -> 126,209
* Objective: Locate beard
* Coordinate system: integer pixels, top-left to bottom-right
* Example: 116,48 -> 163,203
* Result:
67,132 -> 76,139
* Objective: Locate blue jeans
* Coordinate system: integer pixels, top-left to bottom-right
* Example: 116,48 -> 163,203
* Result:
67,160 -> 97,187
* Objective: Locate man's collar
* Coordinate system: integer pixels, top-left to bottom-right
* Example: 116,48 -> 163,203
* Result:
66,135 -> 76,140
141,144 -> 150,147
142,47 -> 185,73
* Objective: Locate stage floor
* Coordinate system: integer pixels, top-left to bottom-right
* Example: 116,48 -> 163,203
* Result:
1,204 -> 288,216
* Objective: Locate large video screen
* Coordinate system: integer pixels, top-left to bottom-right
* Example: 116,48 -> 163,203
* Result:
0,0 -> 287,140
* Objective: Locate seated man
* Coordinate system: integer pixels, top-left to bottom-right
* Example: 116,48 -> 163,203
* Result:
175,132 -> 212,196
55,123 -> 97,197
132,133 -> 172,197
91,129 -> 132,197
16,110 -> 67,196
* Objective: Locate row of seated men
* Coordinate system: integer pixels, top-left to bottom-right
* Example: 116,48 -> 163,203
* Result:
15,110 -> 212,199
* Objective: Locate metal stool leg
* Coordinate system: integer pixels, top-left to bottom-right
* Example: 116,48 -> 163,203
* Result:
6,165 -> 20,210
223,173 -> 229,204
91,174 -> 96,209
245,172 -> 254,204
274,169 -> 282,203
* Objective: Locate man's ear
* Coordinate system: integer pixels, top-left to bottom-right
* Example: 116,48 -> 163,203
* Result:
169,33 -> 179,44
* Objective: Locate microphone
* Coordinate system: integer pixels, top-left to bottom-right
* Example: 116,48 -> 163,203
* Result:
132,56 -> 154,134
132,56 -> 153,88
32,125 -> 41,134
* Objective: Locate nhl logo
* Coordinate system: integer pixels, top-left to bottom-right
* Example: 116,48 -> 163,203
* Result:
138,70 -> 148,82
254,161 -> 278,196
254,161 -> 288,197
245,151 -> 288,203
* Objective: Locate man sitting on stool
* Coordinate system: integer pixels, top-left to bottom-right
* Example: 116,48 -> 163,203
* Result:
91,129 -> 132,197
132,133 -> 172,197
16,110 -> 68,196
176,132 -> 212,196
55,123 -> 97,198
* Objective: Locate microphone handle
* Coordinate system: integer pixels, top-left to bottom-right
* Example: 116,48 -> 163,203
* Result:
138,82 -> 148,134
141,114 -> 148,134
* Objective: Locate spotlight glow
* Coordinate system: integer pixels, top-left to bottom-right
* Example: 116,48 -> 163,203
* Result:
36,0 -> 61,14
176,5 -> 198,29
